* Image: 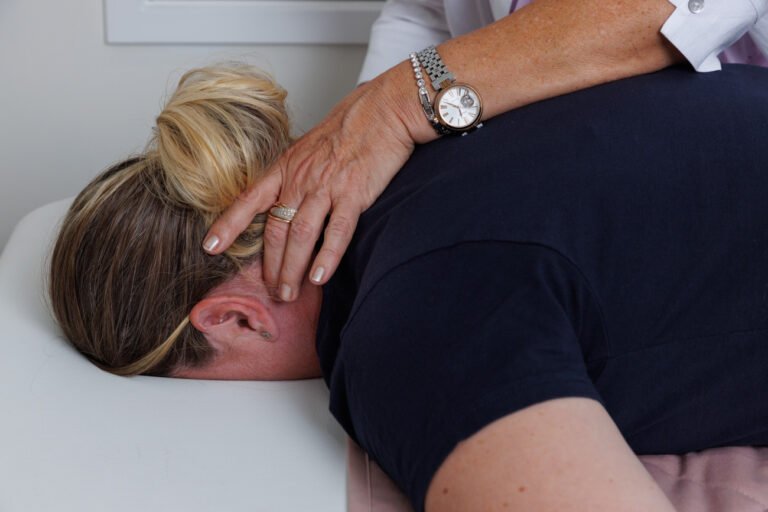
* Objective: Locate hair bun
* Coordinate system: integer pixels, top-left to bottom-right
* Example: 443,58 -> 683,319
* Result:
152,64 -> 291,216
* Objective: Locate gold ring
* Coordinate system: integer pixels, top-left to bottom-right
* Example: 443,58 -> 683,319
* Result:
268,202 -> 298,224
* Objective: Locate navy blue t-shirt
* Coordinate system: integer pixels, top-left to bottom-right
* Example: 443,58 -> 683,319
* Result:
316,66 -> 768,511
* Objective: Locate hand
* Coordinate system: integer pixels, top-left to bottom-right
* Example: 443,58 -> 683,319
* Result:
204,61 -> 435,301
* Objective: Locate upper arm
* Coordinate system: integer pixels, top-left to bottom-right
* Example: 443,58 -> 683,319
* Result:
426,397 -> 677,512
338,242 -> 609,510
357,0 -> 451,83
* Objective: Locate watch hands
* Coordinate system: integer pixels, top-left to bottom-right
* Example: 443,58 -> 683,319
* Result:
446,102 -> 464,117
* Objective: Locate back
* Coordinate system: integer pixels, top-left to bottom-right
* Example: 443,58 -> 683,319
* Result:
318,65 -> 768,510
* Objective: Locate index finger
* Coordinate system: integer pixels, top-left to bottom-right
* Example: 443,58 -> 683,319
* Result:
203,169 -> 282,254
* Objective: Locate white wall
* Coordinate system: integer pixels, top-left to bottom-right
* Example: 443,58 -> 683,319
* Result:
0,0 -> 368,250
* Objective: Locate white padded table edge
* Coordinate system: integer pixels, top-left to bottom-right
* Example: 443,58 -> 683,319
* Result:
0,199 -> 347,512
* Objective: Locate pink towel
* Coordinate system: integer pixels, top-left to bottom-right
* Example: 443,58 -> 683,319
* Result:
348,440 -> 768,512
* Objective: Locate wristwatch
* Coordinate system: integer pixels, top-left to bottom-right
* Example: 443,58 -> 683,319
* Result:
416,45 -> 483,135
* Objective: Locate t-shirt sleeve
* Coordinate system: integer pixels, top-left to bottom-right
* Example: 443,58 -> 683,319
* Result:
334,241 -> 605,512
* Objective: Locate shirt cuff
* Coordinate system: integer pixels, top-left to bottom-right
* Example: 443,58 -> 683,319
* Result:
661,0 -> 766,72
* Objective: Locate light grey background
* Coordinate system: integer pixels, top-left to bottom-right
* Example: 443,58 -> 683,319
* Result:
0,0 -> 370,250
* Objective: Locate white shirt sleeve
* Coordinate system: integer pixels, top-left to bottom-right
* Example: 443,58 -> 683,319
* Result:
357,0 -> 451,84
661,0 -> 768,71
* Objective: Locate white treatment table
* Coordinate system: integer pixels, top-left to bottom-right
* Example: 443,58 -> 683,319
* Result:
0,200 -> 348,512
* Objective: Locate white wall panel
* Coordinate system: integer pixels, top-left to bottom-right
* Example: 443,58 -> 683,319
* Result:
106,0 -> 384,44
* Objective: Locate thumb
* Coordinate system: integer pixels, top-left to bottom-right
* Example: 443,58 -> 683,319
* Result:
203,169 -> 282,254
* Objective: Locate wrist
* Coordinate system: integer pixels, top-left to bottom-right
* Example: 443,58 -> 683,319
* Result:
376,60 -> 440,145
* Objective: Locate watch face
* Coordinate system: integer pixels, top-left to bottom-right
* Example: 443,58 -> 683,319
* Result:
435,84 -> 482,130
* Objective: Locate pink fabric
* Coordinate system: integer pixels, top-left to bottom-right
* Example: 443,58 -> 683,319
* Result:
642,448 -> 768,511
509,0 -> 532,12
347,439 -> 768,512
720,35 -> 768,67
510,0 -> 768,67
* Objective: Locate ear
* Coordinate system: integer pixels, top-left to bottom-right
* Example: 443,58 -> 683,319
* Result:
189,295 -> 279,350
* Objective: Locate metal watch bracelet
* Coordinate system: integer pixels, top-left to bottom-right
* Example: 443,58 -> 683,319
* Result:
408,52 -> 451,136
416,45 -> 455,91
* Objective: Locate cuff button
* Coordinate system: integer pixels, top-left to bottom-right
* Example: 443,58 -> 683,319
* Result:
688,0 -> 705,14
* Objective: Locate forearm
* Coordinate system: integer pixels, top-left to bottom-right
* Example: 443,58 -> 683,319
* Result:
378,0 -> 682,143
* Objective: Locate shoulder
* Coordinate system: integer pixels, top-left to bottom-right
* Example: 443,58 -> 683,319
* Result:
345,241 -> 590,339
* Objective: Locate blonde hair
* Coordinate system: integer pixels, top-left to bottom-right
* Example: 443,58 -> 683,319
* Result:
49,64 -> 292,376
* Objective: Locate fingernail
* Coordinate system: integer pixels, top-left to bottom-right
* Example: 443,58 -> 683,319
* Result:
311,266 -> 326,284
203,235 -> 220,253
280,283 -> 293,302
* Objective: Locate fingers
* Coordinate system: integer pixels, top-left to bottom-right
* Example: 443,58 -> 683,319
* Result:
261,207 -> 291,295
203,170 -> 282,254
272,194 -> 332,301
203,72 -> 416,299
308,202 -> 360,285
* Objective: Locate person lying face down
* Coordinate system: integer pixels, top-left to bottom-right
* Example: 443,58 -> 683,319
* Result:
50,65 -> 323,381
50,63 -> 768,512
